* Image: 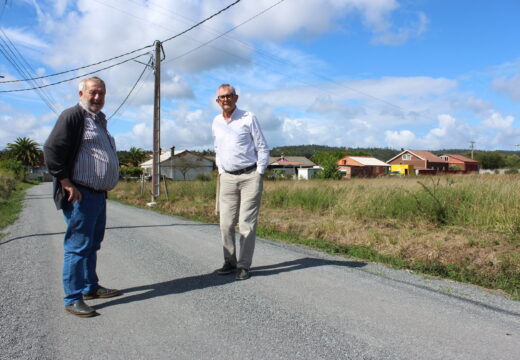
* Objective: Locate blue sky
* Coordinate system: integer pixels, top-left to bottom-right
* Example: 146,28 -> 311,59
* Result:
1,0 -> 519,152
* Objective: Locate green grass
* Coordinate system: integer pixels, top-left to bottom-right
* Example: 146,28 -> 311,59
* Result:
0,181 -> 34,239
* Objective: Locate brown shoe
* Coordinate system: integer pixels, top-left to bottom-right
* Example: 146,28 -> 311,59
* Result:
65,300 -> 97,317
83,286 -> 121,300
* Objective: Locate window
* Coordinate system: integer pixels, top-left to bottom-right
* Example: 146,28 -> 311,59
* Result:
402,154 -> 411,160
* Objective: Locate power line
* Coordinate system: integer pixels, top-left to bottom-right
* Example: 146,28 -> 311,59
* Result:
156,0 -> 402,110
0,52 -> 149,93
0,0 -> 242,86
161,0 -> 241,44
108,56 -> 152,120
0,29 -> 59,113
164,0 -> 286,65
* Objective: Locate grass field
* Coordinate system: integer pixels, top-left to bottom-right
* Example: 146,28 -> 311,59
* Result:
109,174 -> 517,300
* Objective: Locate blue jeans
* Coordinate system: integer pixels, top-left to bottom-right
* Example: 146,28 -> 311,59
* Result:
62,185 -> 106,306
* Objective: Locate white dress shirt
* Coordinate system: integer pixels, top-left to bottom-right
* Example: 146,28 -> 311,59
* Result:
212,108 -> 270,174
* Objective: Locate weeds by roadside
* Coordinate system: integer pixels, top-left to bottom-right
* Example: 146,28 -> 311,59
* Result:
0,178 -> 35,239
109,175 -> 520,300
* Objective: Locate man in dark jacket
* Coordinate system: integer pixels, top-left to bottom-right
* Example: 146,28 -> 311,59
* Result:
44,77 -> 121,317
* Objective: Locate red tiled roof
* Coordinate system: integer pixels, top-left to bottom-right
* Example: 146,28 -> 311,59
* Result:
408,150 -> 446,162
443,154 -> 479,163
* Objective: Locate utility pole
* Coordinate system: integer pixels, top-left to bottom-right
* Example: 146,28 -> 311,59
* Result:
151,40 -> 162,203
469,141 -> 475,159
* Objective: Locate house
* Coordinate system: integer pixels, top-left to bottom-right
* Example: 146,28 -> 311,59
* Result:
390,164 -> 414,176
268,155 -> 317,178
26,152 -> 53,181
386,149 -> 448,174
440,154 -> 479,173
337,156 -> 390,178
297,166 -> 322,180
140,150 -> 214,180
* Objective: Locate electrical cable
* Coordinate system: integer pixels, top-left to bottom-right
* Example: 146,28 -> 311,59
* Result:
0,52 -> 149,93
1,28 -> 60,113
0,30 -> 59,113
108,57 -> 151,120
0,0 -> 242,85
164,0 -> 285,65
160,0 -> 241,44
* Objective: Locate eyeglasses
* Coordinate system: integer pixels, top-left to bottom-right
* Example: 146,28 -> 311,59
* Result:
217,93 -> 235,100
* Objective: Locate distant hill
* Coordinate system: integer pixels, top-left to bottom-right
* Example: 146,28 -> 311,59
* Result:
270,145 -> 401,161
269,145 -> 514,162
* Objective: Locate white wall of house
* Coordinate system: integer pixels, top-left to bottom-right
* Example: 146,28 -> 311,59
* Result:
297,167 -> 322,180
141,151 -> 214,180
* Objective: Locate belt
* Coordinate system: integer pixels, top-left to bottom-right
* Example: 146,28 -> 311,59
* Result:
76,184 -> 107,194
226,164 -> 257,175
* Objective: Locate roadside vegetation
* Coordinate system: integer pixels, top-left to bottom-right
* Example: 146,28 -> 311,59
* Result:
0,164 -> 35,238
110,174 -> 520,300
0,137 -> 43,238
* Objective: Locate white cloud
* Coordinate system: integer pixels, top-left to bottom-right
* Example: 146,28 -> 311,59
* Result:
372,11 -> 429,45
385,129 -> 416,149
2,28 -> 48,49
492,75 -> 520,102
482,110 -> 514,130
53,0 -> 69,16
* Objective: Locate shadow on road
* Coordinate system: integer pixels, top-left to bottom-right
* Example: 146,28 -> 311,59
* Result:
106,223 -> 217,230
0,223 -> 216,246
94,257 -> 366,310
0,231 -> 65,246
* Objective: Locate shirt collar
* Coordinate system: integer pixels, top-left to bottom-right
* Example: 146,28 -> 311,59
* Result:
221,107 -> 238,122
79,102 -> 106,122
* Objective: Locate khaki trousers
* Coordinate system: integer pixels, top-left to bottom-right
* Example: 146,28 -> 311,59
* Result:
218,170 -> 263,270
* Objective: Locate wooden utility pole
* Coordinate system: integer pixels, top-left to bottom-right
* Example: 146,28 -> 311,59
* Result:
151,40 -> 162,202
469,141 -> 475,159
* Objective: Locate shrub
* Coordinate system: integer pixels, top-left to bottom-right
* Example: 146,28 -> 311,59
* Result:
195,173 -> 212,181
0,159 -> 26,181
120,166 -> 143,179
0,170 -> 17,199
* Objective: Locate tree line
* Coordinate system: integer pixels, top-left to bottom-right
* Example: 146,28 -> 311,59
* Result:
1,139 -> 518,180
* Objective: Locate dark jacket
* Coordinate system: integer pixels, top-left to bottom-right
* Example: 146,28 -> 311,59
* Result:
43,104 -> 86,210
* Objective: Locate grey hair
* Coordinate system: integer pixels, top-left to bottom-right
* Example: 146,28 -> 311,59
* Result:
78,77 -> 106,92
217,84 -> 236,96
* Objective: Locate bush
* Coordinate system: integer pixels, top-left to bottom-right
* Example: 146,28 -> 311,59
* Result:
195,173 -> 212,181
265,170 -> 293,180
0,159 -> 26,181
0,170 -> 17,199
120,166 -> 143,179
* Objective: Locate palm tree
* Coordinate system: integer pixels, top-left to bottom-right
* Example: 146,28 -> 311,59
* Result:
6,137 -> 42,167
127,147 -> 148,167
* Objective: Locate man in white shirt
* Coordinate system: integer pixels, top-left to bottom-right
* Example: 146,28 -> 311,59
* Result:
212,84 -> 270,280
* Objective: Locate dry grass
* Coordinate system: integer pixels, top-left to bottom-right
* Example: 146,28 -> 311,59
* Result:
110,175 -> 520,298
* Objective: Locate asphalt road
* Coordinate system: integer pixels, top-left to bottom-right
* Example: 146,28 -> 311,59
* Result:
1,183 -> 519,360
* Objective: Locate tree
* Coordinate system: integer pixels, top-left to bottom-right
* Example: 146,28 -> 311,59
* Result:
6,137 -> 42,167
475,151 -> 506,170
312,151 -> 343,179
126,147 -> 148,167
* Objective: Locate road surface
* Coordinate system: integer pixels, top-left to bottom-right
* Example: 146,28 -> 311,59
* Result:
1,183 -> 519,359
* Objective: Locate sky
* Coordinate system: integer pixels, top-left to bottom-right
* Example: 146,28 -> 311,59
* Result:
1,0 -> 520,153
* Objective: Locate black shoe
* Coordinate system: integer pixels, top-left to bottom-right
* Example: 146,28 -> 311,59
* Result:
83,286 -> 121,300
216,262 -> 236,275
236,268 -> 250,280
65,300 -> 97,317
